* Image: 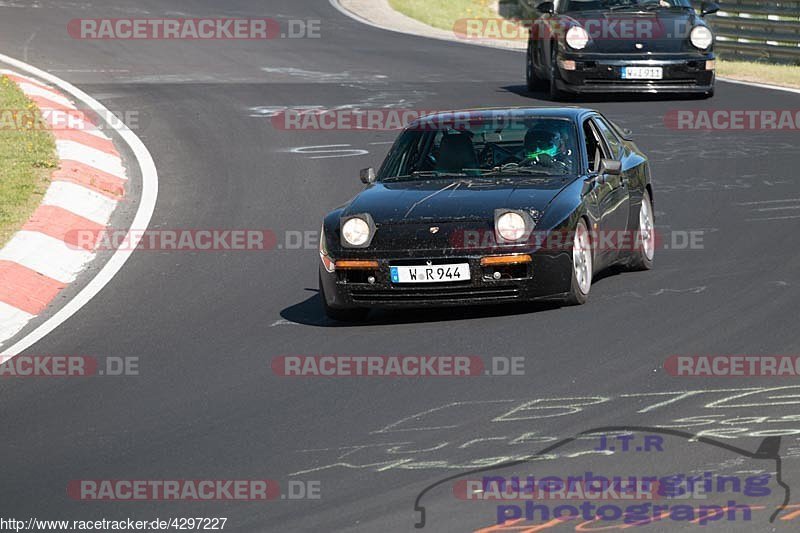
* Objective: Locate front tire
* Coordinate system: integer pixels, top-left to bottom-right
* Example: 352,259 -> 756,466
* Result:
627,190 -> 655,271
565,219 -> 593,305
549,47 -> 567,101
526,44 -> 544,91
319,273 -> 368,322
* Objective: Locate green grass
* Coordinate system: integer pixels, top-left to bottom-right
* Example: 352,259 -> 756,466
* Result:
718,59 -> 800,89
389,0 -> 501,31
0,74 -> 58,248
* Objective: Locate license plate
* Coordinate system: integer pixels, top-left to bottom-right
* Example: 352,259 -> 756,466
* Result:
622,66 -> 663,80
390,263 -> 470,283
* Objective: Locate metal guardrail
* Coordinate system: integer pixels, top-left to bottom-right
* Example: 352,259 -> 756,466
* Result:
697,1 -> 800,63
515,0 -> 800,64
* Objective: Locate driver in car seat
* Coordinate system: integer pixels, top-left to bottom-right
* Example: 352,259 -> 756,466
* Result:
523,128 -> 568,168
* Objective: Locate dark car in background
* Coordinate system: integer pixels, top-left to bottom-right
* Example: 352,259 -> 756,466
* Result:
526,0 -> 718,98
318,108 -> 655,321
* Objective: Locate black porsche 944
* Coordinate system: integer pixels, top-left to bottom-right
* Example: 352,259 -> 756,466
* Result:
319,108 -> 655,321
525,0 -> 718,98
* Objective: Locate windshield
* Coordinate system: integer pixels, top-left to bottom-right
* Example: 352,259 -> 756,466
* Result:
378,117 -> 580,181
560,0 -> 692,12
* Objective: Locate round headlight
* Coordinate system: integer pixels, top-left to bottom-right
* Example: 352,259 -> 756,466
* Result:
342,217 -> 370,246
566,26 -> 589,50
690,26 -> 713,50
497,212 -> 527,241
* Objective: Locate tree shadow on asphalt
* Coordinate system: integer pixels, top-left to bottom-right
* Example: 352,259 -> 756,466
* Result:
279,266 -> 627,327
500,84 -> 710,104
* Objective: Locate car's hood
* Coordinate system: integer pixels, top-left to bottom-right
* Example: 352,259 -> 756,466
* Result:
561,10 -> 704,54
342,177 -> 572,225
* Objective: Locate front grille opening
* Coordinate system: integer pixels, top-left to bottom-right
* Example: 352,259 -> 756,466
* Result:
481,264 -> 529,281
337,269 -> 378,284
389,258 -> 470,266
584,79 -> 698,86
350,285 -> 520,304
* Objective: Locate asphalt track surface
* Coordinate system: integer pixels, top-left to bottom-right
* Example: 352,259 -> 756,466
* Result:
1,1 -> 799,531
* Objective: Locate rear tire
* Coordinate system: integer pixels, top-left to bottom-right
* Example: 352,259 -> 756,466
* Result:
319,273 -> 368,322
627,190 -> 655,271
565,219 -> 592,305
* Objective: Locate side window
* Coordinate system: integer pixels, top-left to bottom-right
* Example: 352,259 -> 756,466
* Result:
582,119 -> 607,173
593,117 -> 622,159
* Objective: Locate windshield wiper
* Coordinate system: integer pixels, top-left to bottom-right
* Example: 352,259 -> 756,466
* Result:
482,167 -> 556,177
609,1 -> 684,10
412,170 -> 468,178
383,170 -> 470,182
608,5 -> 648,12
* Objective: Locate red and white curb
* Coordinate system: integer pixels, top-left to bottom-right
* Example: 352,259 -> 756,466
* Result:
0,69 -> 127,344
0,53 -> 157,358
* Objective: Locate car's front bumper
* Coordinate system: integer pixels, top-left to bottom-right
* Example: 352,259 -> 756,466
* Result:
555,54 -> 715,94
320,252 -> 573,310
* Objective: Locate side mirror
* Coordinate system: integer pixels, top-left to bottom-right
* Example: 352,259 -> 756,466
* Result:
700,1 -> 719,16
359,167 -> 376,184
537,2 -> 555,14
599,159 -> 622,176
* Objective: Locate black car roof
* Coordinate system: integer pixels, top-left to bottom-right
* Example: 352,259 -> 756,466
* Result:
407,107 -> 597,128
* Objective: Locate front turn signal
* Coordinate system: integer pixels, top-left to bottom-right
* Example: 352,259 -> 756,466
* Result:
480,254 -> 532,266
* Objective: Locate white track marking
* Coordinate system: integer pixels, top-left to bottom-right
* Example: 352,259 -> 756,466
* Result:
289,144 -> 369,159
755,205 -> 800,212
56,140 -> 126,177
717,76 -> 800,95
651,286 -> 707,296
0,53 -> 158,357
328,0 -> 523,52
42,181 -> 117,226
736,198 -> 800,206
746,214 -> 800,222
0,303 -> 34,342
0,231 -> 94,284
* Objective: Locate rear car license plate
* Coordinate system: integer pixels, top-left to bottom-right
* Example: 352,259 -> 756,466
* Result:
390,264 -> 470,283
